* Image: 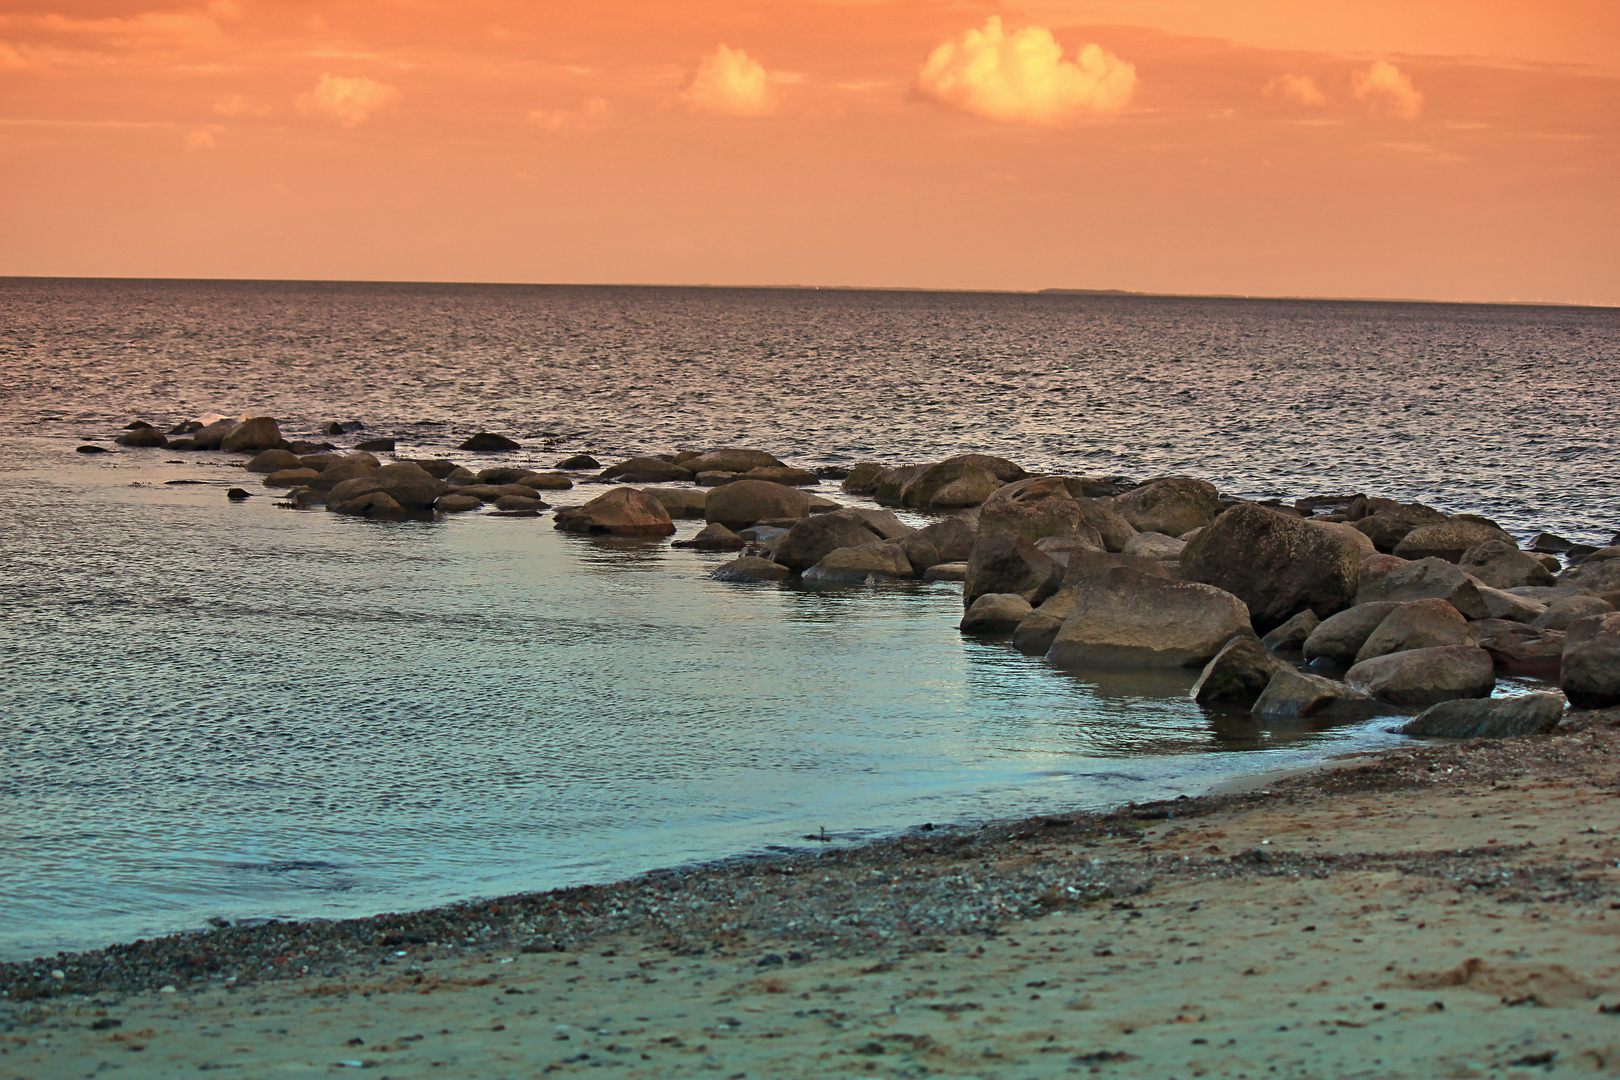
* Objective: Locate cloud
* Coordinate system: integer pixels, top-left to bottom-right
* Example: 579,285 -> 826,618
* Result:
681,44 -> 775,117
531,95 -> 612,133
0,40 -> 35,69
1353,60 -> 1422,120
214,94 -> 270,117
296,73 -> 400,128
1265,73 -> 1326,107
914,17 -> 1136,126
184,128 -> 215,151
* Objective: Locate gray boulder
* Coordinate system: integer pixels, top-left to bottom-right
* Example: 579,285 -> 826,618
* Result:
1046,567 -> 1252,670
872,465 -> 926,505
516,472 -> 574,491
711,556 -> 791,583
1561,612 -> 1620,708
965,534 -> 1063,608
1121,532 -> 1186,565
1354,598 -> 1475,663
191,418 -> 239,450
476,466 -> 536,484
1252,668 -> 1378,719
331,490 -> 410,520
264,467 -> 320,488
1472,620 -> 1566,679
1344,646 -> 1496,707
1180,503 -> 1363,632
896,532 -> 943,573
911,515 -> 977,563
802,541 -> 913,584
899,455 -> 1027,510
741,466 -> 819,487
1355,556 -> 1488,620
1459,540 -> 1553,589
493,495 -> 545,512
1302,602 -> 1403,666
1110,477 -> 1220,536
1399,694 -> 1564,739
705,480 -> 811,530
1394,519 -> 1516,563
1261,609 -> 1319,653
1533,594 -> 1615,631
961,593 -> 1033,635
1190,636 -> 1286,707
1059,549 -> 1173,590
1477,585 -> 1548,624
774,512 -> 885,572
839,507 -> 913,540
554,454 -> 600,470
1556,556 -> 1620,596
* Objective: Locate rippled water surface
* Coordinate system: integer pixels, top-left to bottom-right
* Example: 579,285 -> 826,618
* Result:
1,279 -> 1616,960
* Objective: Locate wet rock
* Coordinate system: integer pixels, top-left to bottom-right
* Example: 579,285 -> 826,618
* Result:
1191,635 -> 1286,707
1046,567 -> 1252,670
1355,557 -> 1488,620
1252,668 -> 1377,719
1353,502 -> 1448,553
1344,645 -> 1495,707
245,448 -> 303,473
354,438 -> 395,452
1354,598 -> 1476,663
554,454 -> 600,470
802,541 -> 913,584
455,483 -> 542,502
695,470 -> 740,486
1394,518 -> 1517,563
1531,532 -> 1577,554
1399,694 -> 1565,739
841,462 -> 889,495
443,466 -> 478,485
220,417 -> 282,454
705,480 -> 811,530
458,433 -> 521,452
960,593 -> 1034,634
1311,520 -> 1378,557
264,467 -> 321,487
1555,555 -> 1620,595
493,495 -> 546,512
965,534 -> 1064,609
190,419 -> 238,450
1476,585 -> 1548,624
288,486 -> 325,507
326,462 -> 448,510
1532,594 -> 1615,631
553,487 -> 677,537
477,467 -> 538,484
225,488 -> 251,501
114,427 -> 168,448
774,512 -> 886,573
1181,504 -> 1364,632
1012,589 -> 1078,655
600,457 -> 694,484
1261,609 -> 1319,653
331,490 -> 409,520
672,522 -> 746,551
1302,602 -> 1404,666
1459,540 -> 1553,589
815,465 -> 850,480
406,458 -> 460,480
680,448 -> 786,475
75,444 -> 110,454
924,561 -> 968,582
711,556 -> 792,583
1109,477 -> 1221,537
872,465 -> 926,506
910,514 -> 978,563
899,455 -> 1027,510
517,472 -> 574,491
741,466 -> 819,487
1562,612 -> 1620,709
1471,620 -> 1566,679
639,487 -> 707,518
839,507 -> 912,540
435,493 -> 484,513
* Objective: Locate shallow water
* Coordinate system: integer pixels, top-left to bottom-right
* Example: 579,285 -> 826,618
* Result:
0,280 -> 1615,961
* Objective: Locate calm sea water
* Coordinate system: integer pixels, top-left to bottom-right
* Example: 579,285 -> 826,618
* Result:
1,279 -> 1616,961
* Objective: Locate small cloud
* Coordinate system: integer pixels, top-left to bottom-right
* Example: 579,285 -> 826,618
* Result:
681,44 -> 775,117
915,16 -> 1136,126
531,95 -> 612,133
296,73 -> 400,127
1264,73 -> 1326,107
185,128 -> 215,151
1353,60 -> 1422,121
213,94 -> 270,117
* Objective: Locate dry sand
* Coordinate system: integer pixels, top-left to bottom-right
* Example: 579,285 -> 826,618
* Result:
9,714 -> 1620,1079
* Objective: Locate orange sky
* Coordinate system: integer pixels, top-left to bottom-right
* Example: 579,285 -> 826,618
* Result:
2,0 -> 1617,303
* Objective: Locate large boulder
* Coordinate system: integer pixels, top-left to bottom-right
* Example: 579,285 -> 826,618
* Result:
899,455 -> 1027,510
114,427 -> 168,448
554,487 -> 677,536
1261,609 -> 1319,653
840,462 -> 888,495
1399,694 -> 1565,739
1302,602 -> 1403,666
517,471 -> 572,490
191,418 -> 239,450
681,448 -> 785,474
600,457 -> 694,484
1310,520 -> 1378,557
705,480 -> 811,530
983,482 -> 1137,552
326,463 -> 449,510
1561,613 -> 1620,709
872,465 -> 926,505
1471,620 -> 1566,679
1046,567 -> 1253,670
458,433 -> 521,452
1109,478 -> 1220,537
741,466 -> 819,487
711,556 -> 791,583
435,493 -> 484,513
1354,503 -> 1448,553
1355,557 -> 1488,620
554,453 -> 600,470
1354,598 -> 1476,663
220,417 -> 282,453
839,507 -> 912,540
639,487 -> 707,519
965,535 -> 1063,608
672,522 -> 745,551
802,541 -> 913,584
1476,585 -> 1547,624
1394,519 -> 1517,563
1059,549 -> 1173,590
1012,589 -> 1079,656
304,457 -> 380,490
911,515 -> 978,563
331,490 -> 409,520
245,448 -> 303,473
1190,635 -> 1286,707
1344,646 -> 1495,707
1533,594 -> 1615,631
1180,504 -> 1363,632
960,593 -> 1033,635
264,467 -> 320,487
1252,668 -> 1378,719
1121,532 -> 1186,566
774,512 -> 886,572
1460,540 -> 1554,589
1557,556 -> 1620,595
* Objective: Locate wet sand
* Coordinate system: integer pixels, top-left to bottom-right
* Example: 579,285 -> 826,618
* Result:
8,711 -> 1620,1078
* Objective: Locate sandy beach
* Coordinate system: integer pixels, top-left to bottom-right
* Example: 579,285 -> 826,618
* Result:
7,709 -> 1620,1078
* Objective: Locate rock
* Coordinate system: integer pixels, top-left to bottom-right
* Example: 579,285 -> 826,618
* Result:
455,483 -> 541,502
802,541 -> 913,584
839,507 -> 912,540
123,420 -> 156,430
1399,694 -> 1565,739
219,417 -> 282,454
1358,553 -> 1410,595
840,462 -> 889,495
477,467 -> 536,484
1531,532 -> 1577,554
599,457 -> 694,484
435,494 -> 484,513
190,419 -> 238,449
1058,549 -> 1174,590
553,486 -> 677,536
1394,519 -> 1517,563
741,466 -> 819,487
1533,594 -> 1615,631
1121,532 -> 1186,565
324,420 -> 364,435
917,462 -> 1004,510
287,486 -> 325,507
1261,609 -> 1320,653
1012,590 -> 1078,655
1252,668 -> 1378,719
1476,585 -> 1548,624
325,463 -> 449,510
695,471 -> 740,486
1190,635 -> 1286,706
331,490 -> 409,520
1180,504 -> 1363,632
872,465 -> 926,505
710,556 -> 791,583
443,466 -> 478,485
1471,620 -> 1566,679
1311,520 -> 1378,557
1562,613 -> 1620,708
264,467 -> 321,487
245,448 -> 303,473
354,438 -> 395,452
517,472 -> 574,491
301,451 -> 380,472
114,427 -> 168,447
981,479 -> 1137,552
1459,540 -> 1553,588
816,465 -> 850,480
899,455 -> 1027,510
960,593 -> 1033,634
554,454 -> 600,470
910,515 -> 978,563
1109,477 -> 1220,536
493,495 -> 546,512
672,522 -> 746,551
774,512 -> 885,572
680,448 -> 786,474
1556,556 -> 1620,595
1353,502 -> 1448,553
225,487 -> 251,501
706,480 -> 811,530
1302,602 -> 1404,666
1355,556 -> 1488,620
305,459 -> 382,490
639,487 -> 707,518
1034,535 -> 1104,566
1344,646 -> 1495,707
1046,567 -> 1253,670
458,433 -> 521,452
965,534 -> 1064,608
75,444 -> 109,453
916,561 -> 965,584
1354,598 -> 1476,663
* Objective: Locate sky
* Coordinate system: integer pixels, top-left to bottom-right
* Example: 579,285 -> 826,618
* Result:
1,0 -> 1617,304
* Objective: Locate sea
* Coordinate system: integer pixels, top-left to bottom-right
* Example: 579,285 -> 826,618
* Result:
1,278 -> 1617,962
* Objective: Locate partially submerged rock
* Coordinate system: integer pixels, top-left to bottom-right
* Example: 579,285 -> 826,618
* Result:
1252,668 -> 1378,719
1190,635 -> 1286,707
1399,694 -> 1564,739
554,487 -> 677,537
710,556 -> 792,583
1344,645 -> 1495,707
672,522 -> 745,551
1180,503 -> 1363,632
705,480 -> 811,530
960,593 -> 1033,635
1353,598 -> 1475,663
458,433 -> 521,452
1046,567 -> 1252,670
802,541 -> 913,585
1261,609 -> 1319,652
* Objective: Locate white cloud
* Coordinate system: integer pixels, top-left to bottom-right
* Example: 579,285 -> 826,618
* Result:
915,16 -> 1135,126
1265,73 -> 1326,107
296,73 -> 400,127
531,95 -> 612,133
681,44 -> 775,117
1353,60 -> 1422,121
